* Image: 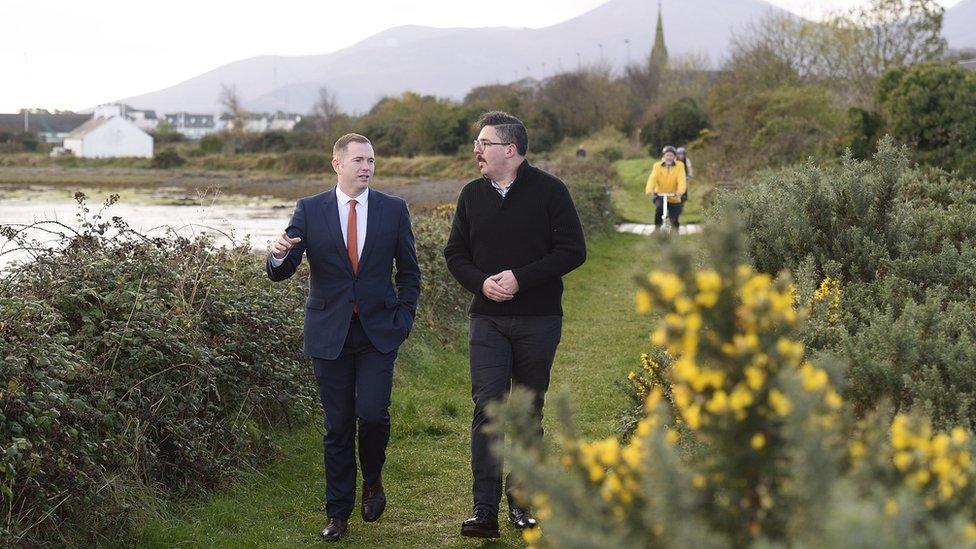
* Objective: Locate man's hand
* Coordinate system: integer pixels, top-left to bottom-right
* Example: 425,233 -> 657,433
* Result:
271,232 -> 301,259
482,276 -> 514,302
492,270 -> 519,295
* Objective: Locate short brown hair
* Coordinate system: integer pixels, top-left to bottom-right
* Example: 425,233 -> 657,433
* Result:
333,133 -> 372,158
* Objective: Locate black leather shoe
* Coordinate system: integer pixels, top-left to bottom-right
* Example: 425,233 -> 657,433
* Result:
508,505 -> 538,529
361,480 -> 386,522
461,508 -> 500,538
321,517 -> 348,541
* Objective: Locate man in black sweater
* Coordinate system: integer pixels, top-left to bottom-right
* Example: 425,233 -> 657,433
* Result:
444,111 -> 586,538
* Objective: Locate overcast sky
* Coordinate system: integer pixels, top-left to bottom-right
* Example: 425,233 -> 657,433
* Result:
0,0 -> 962,113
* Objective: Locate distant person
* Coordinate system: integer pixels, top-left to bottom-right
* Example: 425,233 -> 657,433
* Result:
676,146 -> 693,178
576,144 -> 587,158
267,133 -> 421,542
444,111 -> 587,539
645,145 -> 687,231
676,146 -> 692,202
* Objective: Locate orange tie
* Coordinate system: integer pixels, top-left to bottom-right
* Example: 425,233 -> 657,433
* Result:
347,199 -> 359,313
347,199 -> 359,274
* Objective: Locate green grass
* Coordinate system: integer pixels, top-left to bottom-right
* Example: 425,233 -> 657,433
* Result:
134,232 -> 657,548
613,158 -> 708,225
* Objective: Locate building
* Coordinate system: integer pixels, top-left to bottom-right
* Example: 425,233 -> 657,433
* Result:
219,111 -> 303,133
62,116 -> 153,158
269,112 -> 303,131
0,111 -> 93,145
164,112 -> 217,139
961,59 -> 976,71
93,104 -> 159,132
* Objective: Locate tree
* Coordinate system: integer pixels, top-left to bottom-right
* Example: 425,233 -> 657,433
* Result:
640,97 -> 709,153
219,84 -> 249,133
310,86 -> 342,140
728,0 -> 946,105
877,62 -> 976,174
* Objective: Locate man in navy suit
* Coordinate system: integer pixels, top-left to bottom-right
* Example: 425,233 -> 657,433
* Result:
267,133 -> 421,542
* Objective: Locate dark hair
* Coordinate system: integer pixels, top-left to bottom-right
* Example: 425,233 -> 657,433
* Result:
333,133 -> 371,158
476,111 -> 528,156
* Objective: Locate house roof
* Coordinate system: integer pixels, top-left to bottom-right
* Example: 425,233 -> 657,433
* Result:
65,117 -> 111,139
0,112 -> 92,134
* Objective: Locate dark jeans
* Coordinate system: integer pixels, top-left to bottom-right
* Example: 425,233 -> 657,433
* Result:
312,315 -> 397,520
468,313 -> 562,515
653,196 -> 683,229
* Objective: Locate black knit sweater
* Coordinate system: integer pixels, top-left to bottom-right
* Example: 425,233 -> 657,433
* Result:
443,160 -> 587,316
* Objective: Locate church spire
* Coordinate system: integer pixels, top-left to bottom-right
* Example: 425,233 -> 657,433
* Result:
650,0 -> 669,70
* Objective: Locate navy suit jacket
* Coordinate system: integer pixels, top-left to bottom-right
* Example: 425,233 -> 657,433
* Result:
266,188 -> 421,360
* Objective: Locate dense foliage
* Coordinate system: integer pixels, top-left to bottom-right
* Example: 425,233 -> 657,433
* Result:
720,138 -> 976,430
0,195 -> 313,545
498,212 -> 976,547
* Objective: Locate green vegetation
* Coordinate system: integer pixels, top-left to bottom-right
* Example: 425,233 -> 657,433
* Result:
498,139 -> 976,547
0,161 -> 614,546
723,137 -> 976,429
134,231 -> 654,548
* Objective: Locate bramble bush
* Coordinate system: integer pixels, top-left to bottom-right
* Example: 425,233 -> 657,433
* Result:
496,220 -> 976,547
719,137 -> 976,429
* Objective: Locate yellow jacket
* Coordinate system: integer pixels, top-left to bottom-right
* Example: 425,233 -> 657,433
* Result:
645,161 -> 687,204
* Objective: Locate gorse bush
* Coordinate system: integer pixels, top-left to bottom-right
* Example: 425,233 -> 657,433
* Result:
546,158 -> 617,237
411,204 -> 468,340
0,195 -> 314,546
497,220 -> 976,548
719,138 -> 976,429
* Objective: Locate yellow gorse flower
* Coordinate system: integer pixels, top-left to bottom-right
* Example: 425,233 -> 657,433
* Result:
883,414 -> 974,506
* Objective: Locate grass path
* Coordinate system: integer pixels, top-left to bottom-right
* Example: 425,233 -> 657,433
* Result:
613,158 -> 707,225
135,230 -> 656,548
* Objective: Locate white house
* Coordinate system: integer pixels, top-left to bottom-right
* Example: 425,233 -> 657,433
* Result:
92,103 -> 159,132
164,112 -> 217,139
62,116 -> 154,158
269,112 -> 302,131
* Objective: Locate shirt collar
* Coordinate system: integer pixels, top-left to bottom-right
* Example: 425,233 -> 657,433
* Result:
336,186 -> 369,206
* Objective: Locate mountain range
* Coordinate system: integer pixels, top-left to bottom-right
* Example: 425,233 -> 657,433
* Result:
117,0 -> 976,116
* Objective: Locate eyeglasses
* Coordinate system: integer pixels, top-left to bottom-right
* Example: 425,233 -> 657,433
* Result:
473,140 -> 512,150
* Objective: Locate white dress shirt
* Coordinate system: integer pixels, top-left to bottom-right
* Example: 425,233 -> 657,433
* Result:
270,186 -> 369,266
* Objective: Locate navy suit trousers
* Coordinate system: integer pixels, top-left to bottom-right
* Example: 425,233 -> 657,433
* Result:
312,315 -> 396,520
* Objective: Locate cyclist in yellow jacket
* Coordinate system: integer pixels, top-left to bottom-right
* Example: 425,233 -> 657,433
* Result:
645,145 -> 687,231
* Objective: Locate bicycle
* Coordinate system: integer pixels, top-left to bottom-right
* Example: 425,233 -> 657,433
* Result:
656,192 -> 677,235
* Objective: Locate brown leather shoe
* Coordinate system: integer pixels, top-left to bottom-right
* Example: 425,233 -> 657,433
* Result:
361,480 -> 386,522
321,517 -> 347,541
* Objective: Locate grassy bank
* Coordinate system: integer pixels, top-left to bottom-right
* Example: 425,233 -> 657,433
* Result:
135,231 -> 657,547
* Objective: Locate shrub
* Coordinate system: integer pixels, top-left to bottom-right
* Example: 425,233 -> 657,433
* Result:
198,133 -> 223,154
547,158 -> 617,236
877,61 -> 976,176
496,219 -> 976,548
641,97 -> 709,154
150,149 -> 185,169
274,150 -> 331,174
411,204 -> 468,340
0,195 -> 312,545
718,137 -> 976,429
